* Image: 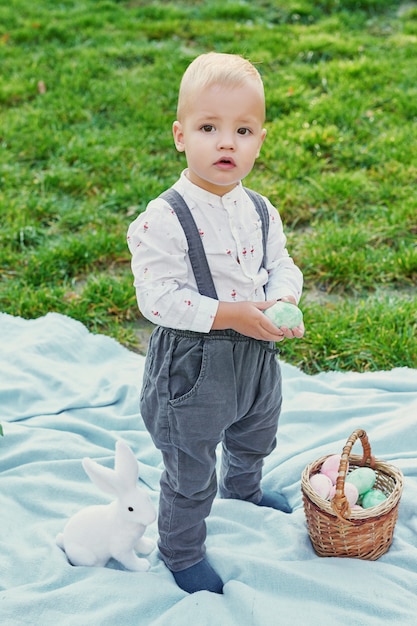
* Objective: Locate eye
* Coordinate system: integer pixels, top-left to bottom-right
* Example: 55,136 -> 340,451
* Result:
201,124 -> 215,133
237,127 -> 251,136
128,506 -> 134,512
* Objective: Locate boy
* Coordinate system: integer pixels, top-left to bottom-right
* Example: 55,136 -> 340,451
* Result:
127,52 -> 304,594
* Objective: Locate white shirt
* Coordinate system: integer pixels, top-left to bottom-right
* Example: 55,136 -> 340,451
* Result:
127,171 -> 303,333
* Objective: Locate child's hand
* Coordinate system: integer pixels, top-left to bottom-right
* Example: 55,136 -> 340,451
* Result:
277,321 -> 305,340
213,300 -> 303,342
266,297 -> 305,340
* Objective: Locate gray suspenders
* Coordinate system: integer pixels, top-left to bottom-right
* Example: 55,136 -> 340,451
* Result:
159,187 -> 270,299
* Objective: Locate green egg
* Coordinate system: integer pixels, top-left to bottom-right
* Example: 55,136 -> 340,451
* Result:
345,467 -> 376,495
265,301 -> 303,329
361,489 -> 387,509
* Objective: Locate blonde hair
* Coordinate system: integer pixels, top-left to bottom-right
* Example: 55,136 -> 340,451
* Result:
176,52 -> 265,121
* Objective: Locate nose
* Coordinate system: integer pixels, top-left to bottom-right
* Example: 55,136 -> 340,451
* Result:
217,132 -> 235,151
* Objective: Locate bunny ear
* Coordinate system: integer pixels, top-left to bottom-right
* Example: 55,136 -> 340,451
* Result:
82,457 -> 120,497
114,440 -> 139,489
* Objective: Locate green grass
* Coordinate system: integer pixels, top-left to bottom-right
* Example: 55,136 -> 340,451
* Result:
1,0 -> 416,374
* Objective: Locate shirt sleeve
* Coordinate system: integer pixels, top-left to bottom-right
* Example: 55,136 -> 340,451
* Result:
263,197 -> 303,303
127,199 -> 219,332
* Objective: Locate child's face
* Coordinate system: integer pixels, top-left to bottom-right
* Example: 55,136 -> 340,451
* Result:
173,82 -> 267,196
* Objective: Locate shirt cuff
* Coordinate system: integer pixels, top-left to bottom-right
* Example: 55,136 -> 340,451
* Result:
191,296 -> 219,333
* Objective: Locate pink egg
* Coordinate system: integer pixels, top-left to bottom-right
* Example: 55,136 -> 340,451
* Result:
321,454 -> 341,473
328,481 -> 359,506
345,482 -> 359,506
310,473 -> 332,499
321,454 -> 351,486
321,468 -> 338,485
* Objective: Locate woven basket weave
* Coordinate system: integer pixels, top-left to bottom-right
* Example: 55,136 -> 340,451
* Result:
301,429 -> 403,560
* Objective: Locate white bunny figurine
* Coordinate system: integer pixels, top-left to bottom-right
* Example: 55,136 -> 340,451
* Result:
56,440 -> 156,571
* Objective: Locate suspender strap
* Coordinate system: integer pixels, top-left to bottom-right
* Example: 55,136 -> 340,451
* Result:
159,188 -> 218,299
159,187 -> 270,299
243,187 -> 269,271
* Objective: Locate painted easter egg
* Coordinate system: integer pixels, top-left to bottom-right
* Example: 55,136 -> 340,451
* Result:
345,467 -> 376,494
264,301 -> 303,329
328,481 -> 359,507
310,473 -> 332,499
361,489 -> 387,509
320,454 -> 347,485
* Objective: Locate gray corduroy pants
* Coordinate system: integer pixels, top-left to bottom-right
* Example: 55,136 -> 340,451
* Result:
140,326 -> 282,572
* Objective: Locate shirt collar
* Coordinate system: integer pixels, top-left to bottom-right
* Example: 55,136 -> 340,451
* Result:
178,169 -> 244,206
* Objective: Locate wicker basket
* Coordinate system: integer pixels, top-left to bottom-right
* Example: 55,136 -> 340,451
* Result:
301,429 -> 403,560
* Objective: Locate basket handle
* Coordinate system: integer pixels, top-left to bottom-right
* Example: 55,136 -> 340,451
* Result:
331,429 -> 376,520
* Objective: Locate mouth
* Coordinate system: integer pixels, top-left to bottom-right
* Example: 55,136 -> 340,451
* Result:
214,157 -> 236,169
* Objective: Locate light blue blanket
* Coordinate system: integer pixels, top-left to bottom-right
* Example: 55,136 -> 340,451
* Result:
1,312 -> 416,625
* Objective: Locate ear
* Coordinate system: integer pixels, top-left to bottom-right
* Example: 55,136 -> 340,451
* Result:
82,457 -> 120,497
114,440 -> 139,489
256,128 -> 267,158
173,120 -> 185,152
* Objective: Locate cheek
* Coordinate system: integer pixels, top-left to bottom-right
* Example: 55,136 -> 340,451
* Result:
243,142 -> 263,163
184,146 -> 206,170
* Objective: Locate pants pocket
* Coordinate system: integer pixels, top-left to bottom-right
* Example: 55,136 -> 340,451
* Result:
168,337 -> 205,401
168,340 -> 236,449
